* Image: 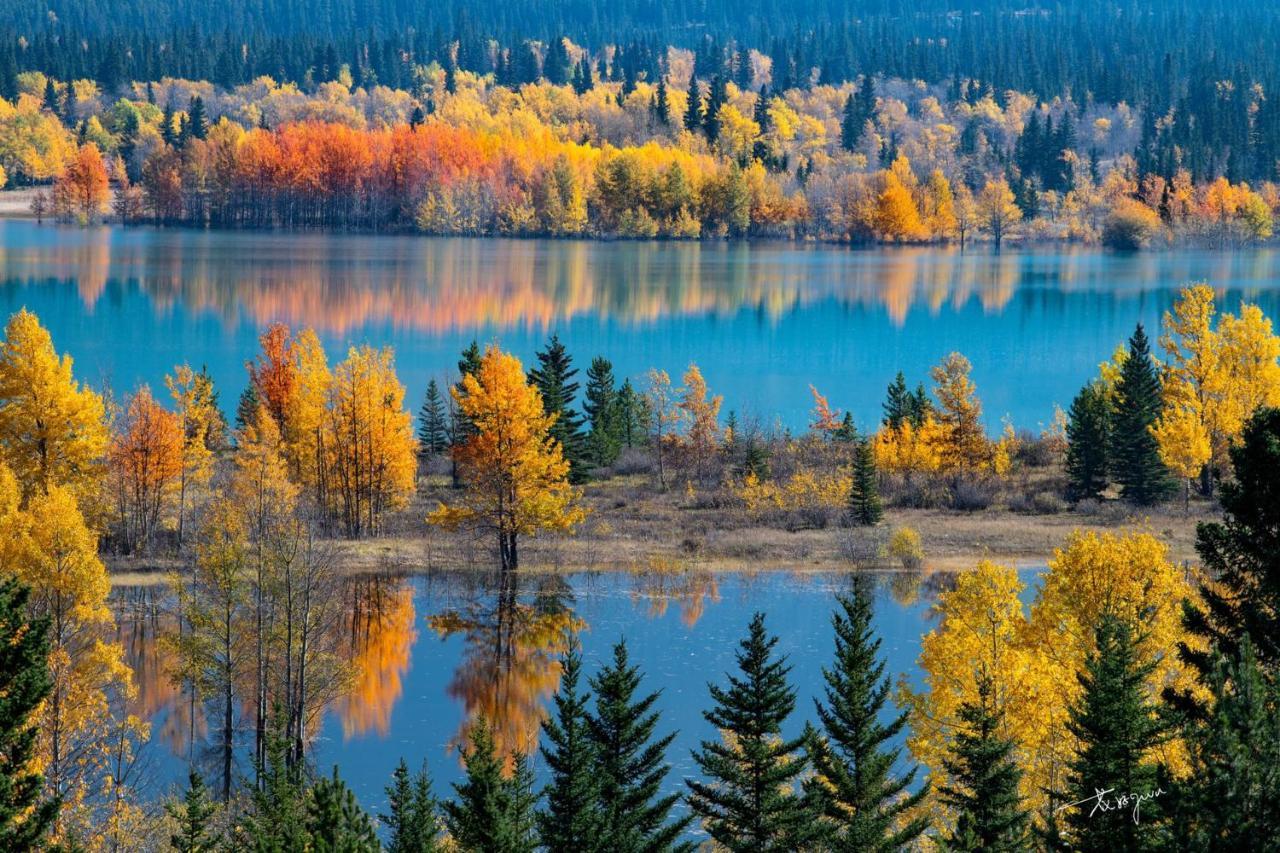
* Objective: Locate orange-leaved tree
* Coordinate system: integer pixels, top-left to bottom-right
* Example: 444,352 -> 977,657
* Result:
108,384 -> 184,554
428,345 -> 585,571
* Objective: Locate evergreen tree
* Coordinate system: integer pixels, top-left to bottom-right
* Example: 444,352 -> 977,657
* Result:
381,758 -> 439,853
882,371 -> 910,429
909,383 -> 932,427
584,356 -> 621,467
652,78 -> 670,126
418,379 -> 449,456
538,642 -> 605,852
840,93 -> 860,152
832,411 -> 858,443
588,640 -> 692,852
807,579 -> 927,850
1169,636 -> 1280,851
1179,407 -> 1280,677
1110,324 -> 1173,505
1064,381 -> 1111,502
683,77 -> 702,132
167,771 -> 218,853
450,341 -> 483,487
614,379 -> 646,449
443,720 -> 537,853
704,74 -> 728,142
186,95 -> 209,141
1060,615 -> 1170,852
235,383 -> 261,432
238,726 -> 310,850
687,613 -> 816,851
938,670 -> 1029,852
743,436 -> 770,479
307,767 -> 379,852
529,334 -> 588,479
846,440 -> 882,526
0,578 -> 57,850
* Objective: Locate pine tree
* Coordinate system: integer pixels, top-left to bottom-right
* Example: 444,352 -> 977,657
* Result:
614,379 -> 646,449
1065,381 -> 1111,502
588,640 -> 692,852
1111,324 -> 1173,505
683,77 -> 702,132
1169,636 -> 1280,850
529,334 -> 588,479
652,78 -> 670,126
538,642 -> 605,852
167,771 -> 218,853
307,767 -> 379,852
418,379 -> 448,456
381,759 -> 439,853
833,412 -> 858,443
1059,615 -> 1170,852
846,440 -> 882,526
443,720 -> 537,853
687,613 -> 816,852
1179,407 -> 1280,677
235,383 -> 261,432
909,383 -> 932,427
938,670 -> 1029,852
186,96 -> 208,141
840,93 -> 861,152
743,437 -> 770,479
0,578 -> 57,850
584,357 -> 621,467
807,580 -> 927,850
882,372 -> 910,429
238,726 -> 310,850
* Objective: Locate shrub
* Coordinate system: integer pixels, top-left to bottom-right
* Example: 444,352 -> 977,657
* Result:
1102,198 -> 1163,250
950,475 -> 999,511
887,526 -> 925,570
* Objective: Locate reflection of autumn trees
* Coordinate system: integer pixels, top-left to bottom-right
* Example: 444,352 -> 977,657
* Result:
627,561 -> 720,628
333,577 -> 417,740
427,572 -> 582,767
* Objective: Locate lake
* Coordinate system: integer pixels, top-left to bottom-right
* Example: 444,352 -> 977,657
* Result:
7,219 -> 1280,431
112,567 -> 991,825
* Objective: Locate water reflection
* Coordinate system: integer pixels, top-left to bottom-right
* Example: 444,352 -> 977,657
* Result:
334,577 -> 418,741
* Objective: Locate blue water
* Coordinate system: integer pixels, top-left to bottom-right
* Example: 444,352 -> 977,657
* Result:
6,220 -> 1280,431
114,569 -> 988,826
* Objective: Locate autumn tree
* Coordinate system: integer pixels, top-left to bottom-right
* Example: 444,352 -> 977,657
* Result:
165,364 -> 218,550
678,363 -> 722,483
247,322 -> 299,430
807,579 -> 927,849
644,369 -> 679,490
108,384 -> 184,554
52,143 -> 110,224
428,345 -> 585,571
931,351 -> 987,469
0,309 -> 107,503
977,177 -> 1021,248
687,613 -> 817,851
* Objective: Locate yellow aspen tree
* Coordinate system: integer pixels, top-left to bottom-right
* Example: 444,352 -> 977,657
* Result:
930,351 -> 988,469
165,364 -> 216,550
286,328 -> 333,513
645,368 -> 680,491
1152,405 -> 1212,509
427,345 -> 585,571
1156,284 -> 1225,477
108,385 -> 184,554
953,181 -> 978,248
0,308 -> 108,502
923,168 -> 958,239
977,177 -> 1022,247
873,169 -> 926,241
678,363 -> 722,483
1217,302 -> 1280,436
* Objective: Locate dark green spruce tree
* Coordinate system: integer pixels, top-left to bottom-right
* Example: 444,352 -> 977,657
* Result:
937,670 -> 1029,852
537,641 -> 605,852
443,719 -> 537,853
237,726 -> 309,850
807,579 -> 927,850
1060,614 -> 1170,852
846,440 -> 883,526
529,334 -> 588,480
167,771 -> 219,853
1064,380 -> 1111,502
584,356 -> 622,468
687,613 -> 817,852
0,578 -> 57,850
1110,324 -> 1173,505
614,379 -> 647,449
418,379 -> 449,456
1169,636 -> 1280,851
306,767 -> 379,852
1179,406 -> 1280,676
235,383 -> 261,432
587,640 -> 692,852
381,758 -> 439,853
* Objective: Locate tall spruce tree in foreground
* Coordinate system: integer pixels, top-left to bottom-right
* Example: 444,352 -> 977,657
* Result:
938,670 -> 1028,852
1170,636 -> 1280,851
167,771 -> 219,853
1180,406 -> 1280,676
687,613 -> 817,852
584,356 -> 622,467
538,642 -> 605,852
1110,324 -> 1173,505
587,640 -> 692,852
418,379 -> 449,456
1064,380 -> 1111,502
381,758 -> 439,853
307,767 -> 379,852
529,334 -> 588,479
444,719 -> 537,853
807,579 -> 927,850
1060,615 -> 1170,852
0,578 -> 57,850
847,440 -> 883,526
